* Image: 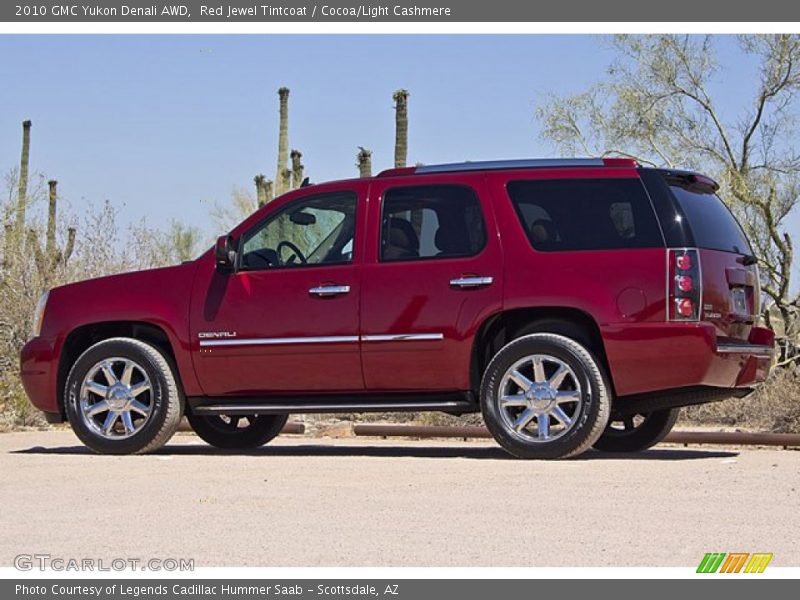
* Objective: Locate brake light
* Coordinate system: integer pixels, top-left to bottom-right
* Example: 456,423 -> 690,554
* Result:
668,248 -> 702,321
676,275 -> 693,292
677,298 -> 695,317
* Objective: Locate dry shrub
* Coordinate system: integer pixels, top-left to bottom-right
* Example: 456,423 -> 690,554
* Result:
682,367 -> 800,433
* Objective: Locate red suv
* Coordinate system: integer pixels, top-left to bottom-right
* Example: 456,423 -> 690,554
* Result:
20,158 -> 775,459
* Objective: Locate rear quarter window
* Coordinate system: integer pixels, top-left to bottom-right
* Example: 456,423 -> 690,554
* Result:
669,186 -> 752,255
506,178 -> 663,251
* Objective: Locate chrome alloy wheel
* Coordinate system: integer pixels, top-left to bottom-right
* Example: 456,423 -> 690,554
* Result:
497,354 -> 583,443
79,357 -> 153,439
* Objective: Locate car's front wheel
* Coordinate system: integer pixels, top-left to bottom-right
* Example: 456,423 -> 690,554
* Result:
480,333 -> 610,459
592,408 -> 680,453
186,412 -> 288,449
64,337 -> 183,455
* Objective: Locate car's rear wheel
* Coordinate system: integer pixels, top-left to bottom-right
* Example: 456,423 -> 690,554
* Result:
64,337 -> 183,455
186,412 -> 288,449
480,333 -> 610,459
593,408 -> 680,453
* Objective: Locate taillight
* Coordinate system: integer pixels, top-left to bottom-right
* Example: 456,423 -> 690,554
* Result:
676,298 -> 695,317
676,275 -> 693,292
668,248 -> 702,321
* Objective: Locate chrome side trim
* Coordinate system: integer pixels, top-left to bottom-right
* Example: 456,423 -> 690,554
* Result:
199,333 -> 445,347
716,343 -> 774,356
361,333 -> 444,342
199,335 -> 359,348
415,158 -> 604,174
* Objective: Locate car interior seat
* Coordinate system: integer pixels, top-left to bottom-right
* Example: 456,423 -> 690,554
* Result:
382,216 -> 420,260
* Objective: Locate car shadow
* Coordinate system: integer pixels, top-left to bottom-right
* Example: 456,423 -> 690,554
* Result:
12,443 -> 739,461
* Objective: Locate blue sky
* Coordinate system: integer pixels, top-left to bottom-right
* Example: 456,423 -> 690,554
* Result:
0,34 -> 797,254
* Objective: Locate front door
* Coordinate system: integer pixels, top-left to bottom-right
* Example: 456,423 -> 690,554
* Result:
190,185 -> 366,396
359,175 -> 503,391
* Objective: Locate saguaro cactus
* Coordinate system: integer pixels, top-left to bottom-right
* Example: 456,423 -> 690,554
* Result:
357,147 -> 373,178
254,174 -> 268,208
28,180 -> 75,286
275,87 -> 290,195
280,169 -> 292,196
290,150 -> 304,189
393,90 -> 409,168
263,179 -> 274,203
15,120 -> 32,241
3,223 -> 12,268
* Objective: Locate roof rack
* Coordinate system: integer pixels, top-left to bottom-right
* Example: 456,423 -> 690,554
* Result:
375,158 -> 637,178
414,158 -> 613,174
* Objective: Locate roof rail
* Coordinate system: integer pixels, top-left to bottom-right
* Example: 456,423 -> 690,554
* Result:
411,157 -> 637,175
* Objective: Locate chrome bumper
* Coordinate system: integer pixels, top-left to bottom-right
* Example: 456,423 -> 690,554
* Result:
716,343 -> 775,357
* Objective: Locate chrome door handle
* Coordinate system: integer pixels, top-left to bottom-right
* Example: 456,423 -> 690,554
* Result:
449,276 -> 494,288
309,285 -> 351,297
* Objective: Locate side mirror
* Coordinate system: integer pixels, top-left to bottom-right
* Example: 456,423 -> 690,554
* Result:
215,235 -> 237,272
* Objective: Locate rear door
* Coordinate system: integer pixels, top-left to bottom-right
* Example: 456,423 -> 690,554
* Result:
359,175 -> 503,391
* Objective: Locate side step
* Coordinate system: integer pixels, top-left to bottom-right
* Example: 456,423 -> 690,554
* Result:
188,392 -> 477,416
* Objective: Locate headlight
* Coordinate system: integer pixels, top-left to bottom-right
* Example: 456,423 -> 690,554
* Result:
31,291 -> 50,338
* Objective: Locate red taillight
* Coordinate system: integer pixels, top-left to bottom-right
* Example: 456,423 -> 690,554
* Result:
676,298 -> 694,317
668,249 -> 701,321
676,275 -> 693,292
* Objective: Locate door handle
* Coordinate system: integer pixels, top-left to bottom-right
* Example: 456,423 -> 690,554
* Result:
449,276 -> 494,288
309,284 -> 351,297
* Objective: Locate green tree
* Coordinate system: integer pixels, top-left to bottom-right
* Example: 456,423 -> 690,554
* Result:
538,35 -> 800,361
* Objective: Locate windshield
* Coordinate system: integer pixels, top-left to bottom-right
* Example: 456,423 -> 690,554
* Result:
669,186 -> 752,255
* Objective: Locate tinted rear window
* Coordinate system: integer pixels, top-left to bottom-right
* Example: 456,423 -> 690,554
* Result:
507,179 -> 663,251
669,186 -> 752,255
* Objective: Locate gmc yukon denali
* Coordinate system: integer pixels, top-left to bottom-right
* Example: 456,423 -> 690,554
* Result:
20,158 -> 775,459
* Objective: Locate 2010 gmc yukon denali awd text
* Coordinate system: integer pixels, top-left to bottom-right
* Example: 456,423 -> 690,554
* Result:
20,158 -> 775,459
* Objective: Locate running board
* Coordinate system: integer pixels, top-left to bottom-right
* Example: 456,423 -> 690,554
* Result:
188,392 -> 477,416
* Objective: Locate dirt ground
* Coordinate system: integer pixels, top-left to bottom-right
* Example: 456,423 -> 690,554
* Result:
1,429 -> 798,567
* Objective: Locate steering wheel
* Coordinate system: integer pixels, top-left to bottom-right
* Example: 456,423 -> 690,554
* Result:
276,240 -> 308,265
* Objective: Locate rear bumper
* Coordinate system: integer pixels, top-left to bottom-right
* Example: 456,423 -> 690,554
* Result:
601,323 -> 774,397
19,336 -> 61,417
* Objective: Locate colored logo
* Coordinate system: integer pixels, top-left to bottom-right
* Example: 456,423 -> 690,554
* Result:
697,552 -> 773,573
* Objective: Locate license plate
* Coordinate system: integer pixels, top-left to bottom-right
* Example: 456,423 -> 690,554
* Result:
731,287 -> 748,315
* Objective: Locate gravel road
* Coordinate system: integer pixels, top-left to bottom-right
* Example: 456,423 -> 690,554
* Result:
1,430 -> 798,567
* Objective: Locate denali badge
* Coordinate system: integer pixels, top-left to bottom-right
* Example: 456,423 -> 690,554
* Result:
198,331 -> 238,339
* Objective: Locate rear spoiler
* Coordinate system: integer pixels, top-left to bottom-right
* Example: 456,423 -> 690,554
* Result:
659,169 -> 720,194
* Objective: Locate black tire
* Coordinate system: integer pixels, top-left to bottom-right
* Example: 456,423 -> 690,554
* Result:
593,408 -> 680,453
64,337 -> 183,455
186,412 -> 288,449
480,333 -> 611,459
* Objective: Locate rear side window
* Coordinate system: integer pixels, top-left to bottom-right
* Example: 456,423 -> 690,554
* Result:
380,185 -> 487,261
507,179 -> 663,251
669,186 -> 752,255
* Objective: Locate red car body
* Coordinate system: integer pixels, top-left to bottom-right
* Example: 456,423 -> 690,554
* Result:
21,159 -> 774,422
